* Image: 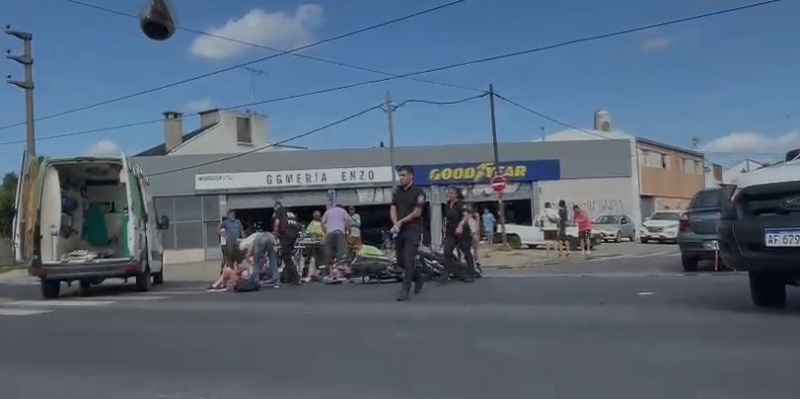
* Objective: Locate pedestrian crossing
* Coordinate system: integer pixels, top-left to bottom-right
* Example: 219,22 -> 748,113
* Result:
0,294 -> 176,317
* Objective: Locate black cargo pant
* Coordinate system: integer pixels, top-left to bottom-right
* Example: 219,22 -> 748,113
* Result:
279,234 -> 300,284
443,232 -> 475,279
395,225 -> 422,289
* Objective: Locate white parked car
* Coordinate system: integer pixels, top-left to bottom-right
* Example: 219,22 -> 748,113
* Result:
639,211 -> 682,244
504,223 -> 602,250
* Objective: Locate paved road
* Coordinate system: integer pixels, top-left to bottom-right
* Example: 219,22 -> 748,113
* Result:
1,273 -> 799,399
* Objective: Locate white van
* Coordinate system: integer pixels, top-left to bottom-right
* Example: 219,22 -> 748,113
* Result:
13,153 -> 169,299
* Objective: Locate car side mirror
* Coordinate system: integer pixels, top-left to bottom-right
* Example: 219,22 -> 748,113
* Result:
157,215 -> 170,230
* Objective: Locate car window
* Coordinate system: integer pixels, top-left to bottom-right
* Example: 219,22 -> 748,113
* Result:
650,212 -> 680,221
689,189 -> 721,209
595,215 -> 619,224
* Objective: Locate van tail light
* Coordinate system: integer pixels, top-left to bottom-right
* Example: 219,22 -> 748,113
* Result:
679,213 -> 691,232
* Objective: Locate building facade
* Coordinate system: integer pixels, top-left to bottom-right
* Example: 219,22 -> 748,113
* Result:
635,137 -> 705,215
133,139 -> 637,263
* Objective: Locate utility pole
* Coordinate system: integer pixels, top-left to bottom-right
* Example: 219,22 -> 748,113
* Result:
6,26 -> 35,157
488,84 -> 508,247
384,91 -> 397,182
6,26 -> 35,264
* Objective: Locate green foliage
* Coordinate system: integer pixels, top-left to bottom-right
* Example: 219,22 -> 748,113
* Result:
0,172 -> 19,238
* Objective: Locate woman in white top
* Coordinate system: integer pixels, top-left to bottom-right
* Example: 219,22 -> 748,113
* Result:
468,209 -> 481,264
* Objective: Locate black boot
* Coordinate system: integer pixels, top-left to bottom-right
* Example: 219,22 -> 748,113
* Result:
396,285 -> 410,301
413,270 -> 424,294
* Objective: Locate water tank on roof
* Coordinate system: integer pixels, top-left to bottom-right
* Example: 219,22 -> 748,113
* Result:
786,149 -> 800,162
594,110 -> 612,132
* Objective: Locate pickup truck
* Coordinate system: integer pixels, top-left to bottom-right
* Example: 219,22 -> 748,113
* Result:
504,223 -> 603,250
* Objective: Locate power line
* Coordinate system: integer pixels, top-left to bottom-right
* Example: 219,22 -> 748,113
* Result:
149,104 -> 383,177
0,93 -> 486,147
148,93 -> 491,177
495,93 -> 786,156
65,0 -> 482,94
0,0 -> 470,133
1,0 -> 779,145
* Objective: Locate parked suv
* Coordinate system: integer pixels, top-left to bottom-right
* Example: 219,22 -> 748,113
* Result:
718,150 -> 800,309
678,188 -> 726,272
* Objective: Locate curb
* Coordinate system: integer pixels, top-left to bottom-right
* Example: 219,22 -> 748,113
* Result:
486,253 -> 624,270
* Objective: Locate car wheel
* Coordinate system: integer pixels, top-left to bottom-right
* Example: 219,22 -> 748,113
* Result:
681,255 -> 698,272
135,266 -> 152,292
152,267 -> 164,285
40,279 -> 61,299
507,234 -> 522,250
749,271 -> 787,309
614,231 -> 621,243
78,279 -> 92,297
640,237 -> 649,244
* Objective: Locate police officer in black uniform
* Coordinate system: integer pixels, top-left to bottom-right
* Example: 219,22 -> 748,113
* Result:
272,201 -> 301,285
390,165 -> 426,301
442,186 -> 476,283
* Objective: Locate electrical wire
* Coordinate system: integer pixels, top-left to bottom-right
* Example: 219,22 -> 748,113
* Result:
4,0 -> 777,133
0,93 -> 486,147
147,104 -> 383,177
1,0 -> 780,145
495,93 -> 785,156
0,0 -> 470,133
64,0 -> 482,94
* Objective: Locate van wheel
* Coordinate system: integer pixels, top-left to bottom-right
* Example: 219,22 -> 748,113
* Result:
681,255 -> 699,272
507,234 -> 522,250
135,266 -> 152,292
749,271 -> 786,309
152,268 -> 164,285
40,279 -> 61,299
78,279 -> 92,296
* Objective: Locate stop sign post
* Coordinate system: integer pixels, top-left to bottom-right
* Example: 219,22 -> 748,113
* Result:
490,175 -> 507,193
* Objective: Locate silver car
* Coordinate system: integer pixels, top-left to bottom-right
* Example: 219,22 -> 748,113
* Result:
593,214 -> 636,242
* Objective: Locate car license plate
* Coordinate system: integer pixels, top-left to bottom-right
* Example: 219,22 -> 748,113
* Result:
764,229 -> 800,247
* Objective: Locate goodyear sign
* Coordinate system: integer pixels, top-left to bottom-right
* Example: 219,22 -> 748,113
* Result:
413,160 -> 560,186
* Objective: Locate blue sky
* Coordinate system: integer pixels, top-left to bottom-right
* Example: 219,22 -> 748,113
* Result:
0,0 -> 798,174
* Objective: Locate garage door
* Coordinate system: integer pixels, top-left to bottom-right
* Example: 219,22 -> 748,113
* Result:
226,190 -> 329,209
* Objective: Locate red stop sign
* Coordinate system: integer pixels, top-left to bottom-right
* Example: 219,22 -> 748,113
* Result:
490,175 -> 507,193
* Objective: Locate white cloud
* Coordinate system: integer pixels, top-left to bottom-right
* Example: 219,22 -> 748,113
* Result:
189,5 -> 324,60
86,140 -> 121,157
701,131 -> 800,153
183,99 -> 213,113
640,37 -> 673,51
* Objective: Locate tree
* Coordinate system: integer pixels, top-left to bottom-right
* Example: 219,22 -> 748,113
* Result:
0,171 -> 19,238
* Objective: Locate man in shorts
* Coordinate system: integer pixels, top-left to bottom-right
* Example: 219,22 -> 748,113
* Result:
219,210 -> 244,269
535,202 -> 561,257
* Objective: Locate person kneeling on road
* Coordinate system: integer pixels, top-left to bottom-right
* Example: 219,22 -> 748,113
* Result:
240,231 -> 280,288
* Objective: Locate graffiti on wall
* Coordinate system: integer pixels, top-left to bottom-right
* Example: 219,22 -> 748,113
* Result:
542,198 -> 627,217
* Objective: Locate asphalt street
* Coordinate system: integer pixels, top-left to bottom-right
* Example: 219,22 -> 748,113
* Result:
1,271 -> 800,399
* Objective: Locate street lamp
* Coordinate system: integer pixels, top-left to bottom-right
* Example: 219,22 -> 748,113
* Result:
140,0 -> 176,41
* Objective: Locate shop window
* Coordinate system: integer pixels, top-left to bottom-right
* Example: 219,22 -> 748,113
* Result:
154,197 -> 175,220
161,223 -> 176,250
173,196 -> 202,222
204,221 -> 223,248
661,154 -> 670,170
202,196 -> 220,221
175,222 -> 204,249
236,116 -> 252,144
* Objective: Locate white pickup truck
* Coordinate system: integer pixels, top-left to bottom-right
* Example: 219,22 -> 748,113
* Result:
503,223 -> 603,250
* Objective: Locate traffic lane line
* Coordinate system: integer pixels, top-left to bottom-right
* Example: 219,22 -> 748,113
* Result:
0,308 -> 53,316
5,300 -> 116,307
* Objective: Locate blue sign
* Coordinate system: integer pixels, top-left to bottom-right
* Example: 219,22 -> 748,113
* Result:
412,160 -> 560,186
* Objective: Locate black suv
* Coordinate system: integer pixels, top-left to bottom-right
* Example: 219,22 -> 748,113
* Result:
718,167 -> 800,309
678,188 -> 726,272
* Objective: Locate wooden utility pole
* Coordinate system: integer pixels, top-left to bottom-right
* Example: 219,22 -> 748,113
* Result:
488,84 -> 508,247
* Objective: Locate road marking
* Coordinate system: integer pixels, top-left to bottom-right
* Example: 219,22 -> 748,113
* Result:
664,253 -> 681,257
0,308 -> 53,316
6,300 -> 115,307
637,291 -> 656,296
77,296 -> 169,301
